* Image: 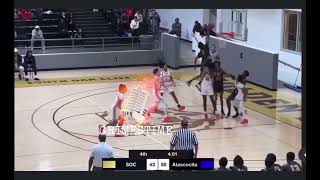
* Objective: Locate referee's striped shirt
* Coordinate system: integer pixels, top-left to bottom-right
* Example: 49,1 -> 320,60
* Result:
170,128 -> 198,150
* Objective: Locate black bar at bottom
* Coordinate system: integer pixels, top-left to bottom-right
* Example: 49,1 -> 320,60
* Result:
102,159 -> 146,170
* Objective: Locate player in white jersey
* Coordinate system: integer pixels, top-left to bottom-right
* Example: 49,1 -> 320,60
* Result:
159,64 -> 185,122
150,68 -> 170,122
232,75 -> 248,124
197,62 -> 216,118
111,84 -> 127,136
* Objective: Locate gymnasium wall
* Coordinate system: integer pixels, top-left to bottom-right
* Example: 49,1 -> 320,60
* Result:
33,50 -> 162,70
209,36 -> 279,90
156,9 -> 205,41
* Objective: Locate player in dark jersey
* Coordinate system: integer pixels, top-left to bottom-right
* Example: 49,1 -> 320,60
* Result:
211,58 -> 231,116
225,70 -> 250,118
187,44 -> 211,90
281,152 -> 302,171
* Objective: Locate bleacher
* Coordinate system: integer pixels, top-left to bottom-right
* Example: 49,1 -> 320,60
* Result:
14,9 -> 69,48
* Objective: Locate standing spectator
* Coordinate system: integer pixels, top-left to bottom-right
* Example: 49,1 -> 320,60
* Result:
31,25 -> 45,51
134,10 -> 143,23
14,48 -> 24,80
281,152 -> 302,171
229,155 -> 248,171
60,11 -> 67,23
23,50 -> 40,81
120,11 -> 130,35
170,119 -> 199,158
215,157 -> 231,171
149,9 -> 161,36
266,153 -> 282,171
130,16 -> 140,36
88,134 -> 114,171
169,18 -> 182,37
134,10 -> 143,32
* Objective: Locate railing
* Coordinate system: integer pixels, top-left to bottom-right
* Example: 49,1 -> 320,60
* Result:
14,35 -> 159,52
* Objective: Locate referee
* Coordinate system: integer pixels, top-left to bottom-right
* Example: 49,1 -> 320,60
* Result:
88,134 -> 114,171
170,119 -> 199,158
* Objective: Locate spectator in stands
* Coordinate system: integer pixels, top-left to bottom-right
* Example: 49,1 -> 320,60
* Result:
88,134 -> 114,171
31,9 -> 43,21
135,10 -> 143,23
170,119 -> 198,158
120,11 -> 130,35
149,9 -> 161,36
130,16 -> 140,36
67,20 -> 78,38
169,18 -> 182,37
14,48 -> 25,80
124,8 -> 135,20
229,155 -> 248,171
215,157 -> 230,171
261,157 -> 278,172
58,19 -> 68,37
266,153 -> 282,171
23,50 -> 39,81
60,12 -> 67,23
14,9 -> 18,18
31,25 -> 45,51
14,30 -> 17,39
192,21 -> 203,34
134,10 -> 143,32
281,152 -> 302,171
18,9 -> 33,21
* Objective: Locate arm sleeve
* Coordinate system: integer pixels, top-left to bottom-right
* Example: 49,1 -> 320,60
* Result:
192,132 -> 199,145
170,132 -> 177,146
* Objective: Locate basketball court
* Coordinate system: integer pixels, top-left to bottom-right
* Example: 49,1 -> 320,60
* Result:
14,66 -> 301,171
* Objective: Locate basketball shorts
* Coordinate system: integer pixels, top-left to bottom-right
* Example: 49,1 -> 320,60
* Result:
232,99 -> 244,110
160,86 -> 174,94
213,81 -> 224,93
201,85 -> 214,96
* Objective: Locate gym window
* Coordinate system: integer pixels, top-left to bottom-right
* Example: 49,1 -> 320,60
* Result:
231,9 -> 247,41
282,10 -> 302,53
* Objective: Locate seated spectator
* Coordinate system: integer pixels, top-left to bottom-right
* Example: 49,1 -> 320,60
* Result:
229,155 -> 248,171
31,9 -> 43,21
74,28 -> 82,38
14,9 -> 18,18
60,11 -> 67,22
120,12 -> 130,34
261,157 -> 278,172
23,50 -> 40,81
282,152 -> 302,171
266,153 -> 282,171
31,25 -> 45,51
169,18 -> 182,37
67,21 -> 78,38
18,9 -> 33,21
124,8 -> 135,20
214,157 -> 230,171
130,16 -> 140,36
134,10 -> 143,23
14,48 -> 25,80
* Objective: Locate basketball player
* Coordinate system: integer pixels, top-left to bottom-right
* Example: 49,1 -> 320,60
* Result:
187,45 -> 211,90
197,62 -> 216,118
231,75 -> 247,123
226,70 -> 249,118
159,63 -> 185,116
112,84 -> 127,136
212,59 -> 228,116
151,68 -> 170,122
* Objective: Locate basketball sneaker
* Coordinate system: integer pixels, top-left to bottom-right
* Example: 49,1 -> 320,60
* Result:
163,116 -> 172,123
204,112 -> 208,119
240,119 -> 248,124
232,113 -> 239,118
178,105 -> 185,111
